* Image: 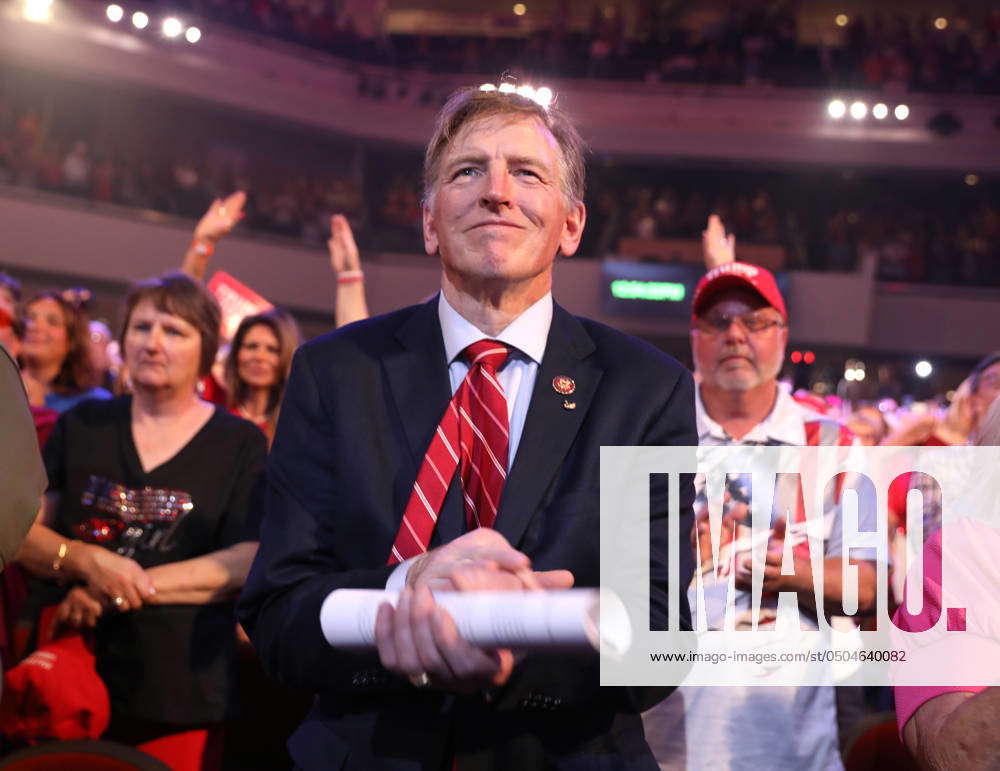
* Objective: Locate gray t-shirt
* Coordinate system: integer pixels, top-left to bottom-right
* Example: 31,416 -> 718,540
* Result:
0,345 -> 46,569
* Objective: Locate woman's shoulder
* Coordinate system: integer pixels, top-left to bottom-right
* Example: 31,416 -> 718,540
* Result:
57,393 -> 128,425
206,404 -> 268,448
45,386 -> 114,414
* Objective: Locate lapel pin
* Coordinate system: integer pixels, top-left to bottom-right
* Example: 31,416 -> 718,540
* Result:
563,400 -> 576,410
552,375 -> 575,395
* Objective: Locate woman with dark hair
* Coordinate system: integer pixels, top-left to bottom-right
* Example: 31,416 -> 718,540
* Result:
15,272 -> 266,771
224,308 -> 301,443
19,292 -> 111,412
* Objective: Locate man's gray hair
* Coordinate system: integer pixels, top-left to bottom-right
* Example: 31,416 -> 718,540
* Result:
423,86 -> 586,209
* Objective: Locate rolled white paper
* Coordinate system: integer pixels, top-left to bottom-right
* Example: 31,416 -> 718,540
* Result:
319,588 -> 632,657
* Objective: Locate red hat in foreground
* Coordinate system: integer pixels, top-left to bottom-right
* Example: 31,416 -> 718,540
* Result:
1,631 -> 110,742
691,262 -> 787,322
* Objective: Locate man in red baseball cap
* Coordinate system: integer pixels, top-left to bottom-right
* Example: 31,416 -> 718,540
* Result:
689,262 -> 789,433
644,256 -> 876,771
690,260 -> 788,326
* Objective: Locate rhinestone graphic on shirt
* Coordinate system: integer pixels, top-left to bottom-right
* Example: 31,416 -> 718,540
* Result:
79,475 -> 194,557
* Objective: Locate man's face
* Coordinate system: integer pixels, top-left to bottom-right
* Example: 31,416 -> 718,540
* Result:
691,288 -> 788,392
423,114 -> 585,294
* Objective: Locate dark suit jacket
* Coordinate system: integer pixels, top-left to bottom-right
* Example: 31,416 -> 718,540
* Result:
238,298 -> 697,770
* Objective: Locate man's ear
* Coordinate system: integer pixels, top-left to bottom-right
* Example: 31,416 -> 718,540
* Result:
422,204 -> 438,256
558,200 -> 586,257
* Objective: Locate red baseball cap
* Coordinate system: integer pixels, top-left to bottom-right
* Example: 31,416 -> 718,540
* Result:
691,262 -> 787,322
1,632 -> 110,741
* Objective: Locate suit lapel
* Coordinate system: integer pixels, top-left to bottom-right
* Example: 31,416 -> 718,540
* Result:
496,304 -> 602,549
383,297 -> 452,470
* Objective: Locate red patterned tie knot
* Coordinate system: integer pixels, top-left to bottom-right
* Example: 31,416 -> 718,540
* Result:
387,337 -> 511,564
463,340 -> 509,373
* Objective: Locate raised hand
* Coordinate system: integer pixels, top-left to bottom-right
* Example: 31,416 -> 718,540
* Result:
702,214 -> 736,269
327,214 -> 362,274
194,191 -> 247,245
939,377 -> 975,442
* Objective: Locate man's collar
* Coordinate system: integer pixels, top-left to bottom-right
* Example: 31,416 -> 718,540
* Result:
695,383 -> 806,445
438,291 -> 552,365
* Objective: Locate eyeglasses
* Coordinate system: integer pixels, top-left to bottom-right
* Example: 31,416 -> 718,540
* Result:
693,311 -> 785,336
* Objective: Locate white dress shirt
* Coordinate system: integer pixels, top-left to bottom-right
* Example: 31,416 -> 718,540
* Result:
438,290 -> 551,469
386,291 -> 553,589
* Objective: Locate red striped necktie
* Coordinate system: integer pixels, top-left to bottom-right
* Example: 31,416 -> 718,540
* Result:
388,340 -> 511,565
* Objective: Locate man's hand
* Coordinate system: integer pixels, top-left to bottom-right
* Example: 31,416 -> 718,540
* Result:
375,585 -> 515,693
194,191 -> 246,245
692,496 -> 746,576
702,214 -> 736,270
327,214 -> 362,274
733,517 -> 808,593
376,529 -> 574,692
406,528 -> 573,592
939,377 -> 975,442
55,586 -> 104,629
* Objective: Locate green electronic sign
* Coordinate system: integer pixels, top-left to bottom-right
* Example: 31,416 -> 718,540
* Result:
609,280 -> 686,303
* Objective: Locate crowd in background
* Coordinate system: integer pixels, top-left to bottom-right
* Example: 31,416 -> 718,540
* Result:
0,67 -> 366,249
2,189 -> 998,767
2,64 -> 998,287
0,5 -> 997,764
156,0 -> 1000,94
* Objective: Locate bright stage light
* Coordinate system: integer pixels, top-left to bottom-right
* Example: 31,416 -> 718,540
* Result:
162,17 -> 183,37
479,81 -> 553,108
185,26 -> 202,43
835,14 -> 849,27
965,173 -> 979,186
849,101 -> 867,120
872,103 -> 888,120
513,3 -> 526,15
132,10 -> 149,29
534,86 -> 553,107
827,99 -> 846,119
23,0 -> 54,23
106,4 -> 124,22
894,104 -> 909,120
915,360 -> 933,378
934,17 -> 948,30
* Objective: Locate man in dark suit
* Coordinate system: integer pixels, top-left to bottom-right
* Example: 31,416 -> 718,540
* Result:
238,85 -> 696,770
